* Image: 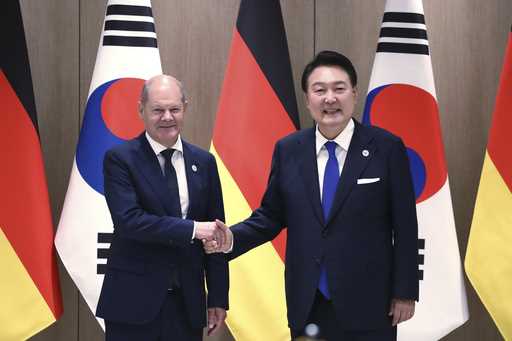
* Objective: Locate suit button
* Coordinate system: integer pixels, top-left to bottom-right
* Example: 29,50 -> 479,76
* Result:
321,230 -> 328,238
315,258 -> 321,265
169,240 -> 174,245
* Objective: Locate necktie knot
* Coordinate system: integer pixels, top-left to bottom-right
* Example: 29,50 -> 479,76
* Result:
325,141 -> 337,157
161,148 -> 175,161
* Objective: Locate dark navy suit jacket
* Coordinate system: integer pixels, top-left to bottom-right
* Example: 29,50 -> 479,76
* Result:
230,120 -> 419,331
96,133 -> 228,328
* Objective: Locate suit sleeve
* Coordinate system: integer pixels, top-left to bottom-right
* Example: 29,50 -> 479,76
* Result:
204,154 -> 229,309
103,149 -> 194,247
230,141 -> 286,259
389,138 -> 420,301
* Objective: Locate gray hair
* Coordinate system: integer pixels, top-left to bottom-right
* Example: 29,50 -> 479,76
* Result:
140,75 -> 188,107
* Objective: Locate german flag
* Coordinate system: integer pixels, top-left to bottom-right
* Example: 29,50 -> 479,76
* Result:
0,1 -> 63,339
465,24 -> 512,340
210,1 -> 299,339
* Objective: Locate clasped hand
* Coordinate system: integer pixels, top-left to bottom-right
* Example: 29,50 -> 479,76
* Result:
195,219 -> 232,253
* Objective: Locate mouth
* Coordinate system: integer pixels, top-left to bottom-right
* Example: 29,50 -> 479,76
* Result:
323,108 -> 341,115
159,124 -> 176,129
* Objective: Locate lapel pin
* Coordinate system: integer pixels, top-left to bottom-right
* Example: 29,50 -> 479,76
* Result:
192,164 -> 198,172
362,149 -> 369,157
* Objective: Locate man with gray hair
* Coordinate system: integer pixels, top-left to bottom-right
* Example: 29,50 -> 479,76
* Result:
96,74 -> 229,340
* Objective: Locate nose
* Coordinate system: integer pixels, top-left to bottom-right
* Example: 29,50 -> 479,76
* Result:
324,91 -> 337,104
161,109 -> 174,121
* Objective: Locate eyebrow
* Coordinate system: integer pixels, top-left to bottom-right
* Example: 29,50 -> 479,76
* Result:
311,80 -> 348,87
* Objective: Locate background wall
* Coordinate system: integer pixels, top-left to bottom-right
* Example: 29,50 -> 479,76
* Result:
18,0 -> 509,340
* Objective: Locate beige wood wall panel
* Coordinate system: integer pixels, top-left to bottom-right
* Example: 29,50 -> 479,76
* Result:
281,0 -> 315,129
153,0 -> 238,150
19,0 -> 80,340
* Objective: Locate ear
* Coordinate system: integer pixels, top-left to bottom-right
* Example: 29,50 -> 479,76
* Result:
138,101 -> 144,118
352,86 -> 358,101
183,100 -> 188,113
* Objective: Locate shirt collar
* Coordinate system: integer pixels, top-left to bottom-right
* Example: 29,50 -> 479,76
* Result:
145,132 -> 183,156
315,118 -> 355,155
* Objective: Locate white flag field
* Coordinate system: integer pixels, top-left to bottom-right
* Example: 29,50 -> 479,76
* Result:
362,0 -> 469,339
55,0 -> 162,328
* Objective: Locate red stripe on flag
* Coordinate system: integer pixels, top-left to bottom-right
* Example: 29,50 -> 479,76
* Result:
488,32 -> 512,192
213,29 -> 296,260
0,70 -> 63,317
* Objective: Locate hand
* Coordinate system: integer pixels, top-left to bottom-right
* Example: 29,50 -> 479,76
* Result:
203,220 -> 232,254
195,221 -> 225,246
207,307 -> 226,336
388,298 -> 415,326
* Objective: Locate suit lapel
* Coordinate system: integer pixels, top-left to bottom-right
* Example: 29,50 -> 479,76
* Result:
134,134 -> 177,215
182,140 -> 201,219
297,128 -> 325,225
326,121 -> 376,225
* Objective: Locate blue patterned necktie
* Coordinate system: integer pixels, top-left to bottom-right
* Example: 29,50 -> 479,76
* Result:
319,141 -> 340,299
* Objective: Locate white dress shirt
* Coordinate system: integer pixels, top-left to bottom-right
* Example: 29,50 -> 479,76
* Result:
315,118 -> 355,200
145,132 -> 196,238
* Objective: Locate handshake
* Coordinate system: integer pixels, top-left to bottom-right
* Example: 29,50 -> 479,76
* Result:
195,219 -> 233,254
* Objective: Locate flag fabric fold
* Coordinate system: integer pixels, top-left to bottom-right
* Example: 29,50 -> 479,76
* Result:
363,0 -> 468,339
55,0 -> 162,328
465,25 -> 512,340
211,1 -> 299,339
1,1 -> 63,339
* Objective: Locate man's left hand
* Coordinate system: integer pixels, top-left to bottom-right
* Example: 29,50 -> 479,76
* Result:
207,307 -> 227,336
388,298 -> 415,326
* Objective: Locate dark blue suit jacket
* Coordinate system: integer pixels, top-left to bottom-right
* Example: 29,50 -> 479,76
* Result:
230,120 -> 418,331
96,133 -> 228,328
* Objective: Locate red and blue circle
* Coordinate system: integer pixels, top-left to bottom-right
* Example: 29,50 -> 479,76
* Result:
76,78 -> 145,194
363,83 -> 447,203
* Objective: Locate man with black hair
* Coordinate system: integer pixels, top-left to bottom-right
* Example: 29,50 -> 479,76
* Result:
208,51 -> 418,340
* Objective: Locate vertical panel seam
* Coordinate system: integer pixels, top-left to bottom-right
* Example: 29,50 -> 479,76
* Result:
313,0 -> 316,55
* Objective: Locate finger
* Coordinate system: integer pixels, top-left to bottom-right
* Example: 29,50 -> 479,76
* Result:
207,309 -> 216,330
214,228 -> 225,248
392,307 -> 401,326
208,322 -> 221,336
216,219 -> 227,231
388,301 -> 395,316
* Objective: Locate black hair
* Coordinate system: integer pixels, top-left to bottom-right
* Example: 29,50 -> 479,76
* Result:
301,50 -> 358,92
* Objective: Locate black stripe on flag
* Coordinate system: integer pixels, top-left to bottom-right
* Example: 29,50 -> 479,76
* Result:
103,35 -> 158,48
105,20 -> 155,32
377,42 -> 429,55
97,248 -> 110,260
106,5 -> 153,17
380,27 -> 427,40
3,0 -> 39,132
236,0 -> 300,129
97,264 -> 107,275
98,232 -> 113,244
383,12 -> 425,24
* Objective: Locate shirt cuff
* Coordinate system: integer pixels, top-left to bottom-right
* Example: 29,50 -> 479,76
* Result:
191,221 -> 197,241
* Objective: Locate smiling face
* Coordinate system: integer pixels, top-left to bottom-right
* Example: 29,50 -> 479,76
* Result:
139,75 -> 187,148
305,65 -> 357,139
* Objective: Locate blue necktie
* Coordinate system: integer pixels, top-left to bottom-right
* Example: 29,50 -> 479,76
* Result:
319,141 -> 340,299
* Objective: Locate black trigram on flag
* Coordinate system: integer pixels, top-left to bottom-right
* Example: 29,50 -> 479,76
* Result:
418,238 -> 425,280
103,4 -> 157,48
97,232 -> 113,275
377,12 -> 429,55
